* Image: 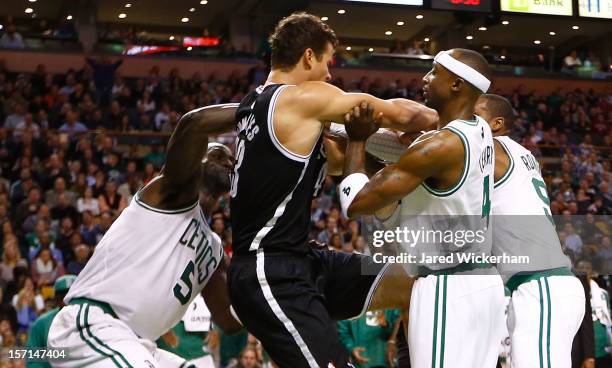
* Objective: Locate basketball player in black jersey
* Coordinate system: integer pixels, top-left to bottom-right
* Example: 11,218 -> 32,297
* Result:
227,12 -> 438,368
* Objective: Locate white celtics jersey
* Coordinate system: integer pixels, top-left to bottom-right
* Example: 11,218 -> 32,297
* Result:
491,136 -> 570,279
65,188 -> 223,340
385,116 -> 495,272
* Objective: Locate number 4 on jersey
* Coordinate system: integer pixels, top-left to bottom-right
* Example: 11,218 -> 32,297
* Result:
482,175 -> 491,228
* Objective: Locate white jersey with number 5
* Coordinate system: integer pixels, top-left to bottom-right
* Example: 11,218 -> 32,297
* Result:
65,185 -> 223,341
491,136 -> 570,279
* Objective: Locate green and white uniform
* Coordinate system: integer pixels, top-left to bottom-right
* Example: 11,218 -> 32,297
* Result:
48,187 -> 224,368
385,117 -> 506,368
492,136 -> 584,368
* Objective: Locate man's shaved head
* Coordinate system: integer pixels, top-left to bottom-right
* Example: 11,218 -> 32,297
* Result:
474,94 -> 516,136
448,48 -> 492,92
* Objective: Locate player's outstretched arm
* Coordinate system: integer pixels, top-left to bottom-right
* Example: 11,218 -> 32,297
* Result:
295,81 -> 438,132
341,129 -> 460,219
202,254 -> 243,335
139,103 -> 238,210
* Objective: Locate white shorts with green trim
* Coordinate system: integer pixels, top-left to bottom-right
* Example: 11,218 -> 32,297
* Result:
508,275 -> 585,368
408,274 -> 506,368
48,303 -> 188,368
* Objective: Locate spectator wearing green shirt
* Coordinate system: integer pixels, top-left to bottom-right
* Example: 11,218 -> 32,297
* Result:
338,310 -> 399,368
25,274 -> 77,368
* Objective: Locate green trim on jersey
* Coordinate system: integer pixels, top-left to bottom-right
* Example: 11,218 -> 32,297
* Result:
457,118 -> 478,126
69,297 -> 118,318
493,138 -> 515,189
506,267 -> 573,293
422,126 -> 470,197
134,192 -> 198,214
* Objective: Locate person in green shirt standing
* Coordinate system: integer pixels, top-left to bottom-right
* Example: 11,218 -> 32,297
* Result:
25,274 -> 77,368
338,310 -> 399,368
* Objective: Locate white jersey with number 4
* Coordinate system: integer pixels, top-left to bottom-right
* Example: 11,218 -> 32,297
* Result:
383,116 -> 505,368
384,115 -> 495,270
65,187 -> 223,341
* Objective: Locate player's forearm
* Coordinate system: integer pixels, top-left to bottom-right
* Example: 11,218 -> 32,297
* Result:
343,141 -> 367,177
212,311 -> 243,335
341,145 -> 395,218
163,104 -> 237,186
180,103 -> 238,136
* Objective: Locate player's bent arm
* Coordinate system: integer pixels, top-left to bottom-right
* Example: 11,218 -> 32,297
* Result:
140,104 -> 238,209
323,135 -> 345,176
295,82 -> 438,133
342,131 -> 457,218
202,254 -> 243,335
162,103 -> 238,187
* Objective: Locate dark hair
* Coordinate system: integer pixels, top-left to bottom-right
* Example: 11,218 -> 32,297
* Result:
481,94 -> 516,126
269,12 -> 338,71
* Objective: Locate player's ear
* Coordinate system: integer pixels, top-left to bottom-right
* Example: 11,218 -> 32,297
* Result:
302,48 -> 314,70
492,116 -> 505,132
451,78 -> 464,92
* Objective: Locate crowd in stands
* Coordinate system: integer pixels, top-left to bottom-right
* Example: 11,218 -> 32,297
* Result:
0,55 -> 609,366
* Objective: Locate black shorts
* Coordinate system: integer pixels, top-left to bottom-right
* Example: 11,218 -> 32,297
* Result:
228,248 -> 387,368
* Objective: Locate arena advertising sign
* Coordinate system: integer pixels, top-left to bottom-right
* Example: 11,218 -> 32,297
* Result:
500,0 -> 573,15
431,0 -> 493,12
578,0 -> 612,18
345,0 -> 424,5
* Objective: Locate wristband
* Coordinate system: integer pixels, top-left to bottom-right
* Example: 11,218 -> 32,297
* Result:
339,173 -> 369,218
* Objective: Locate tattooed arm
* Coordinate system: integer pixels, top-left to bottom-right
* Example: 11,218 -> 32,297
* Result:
343,129 -> 464,218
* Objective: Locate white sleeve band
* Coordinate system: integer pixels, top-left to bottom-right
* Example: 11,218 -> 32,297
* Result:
338,173 -> 370,218
434,51 -> 491,93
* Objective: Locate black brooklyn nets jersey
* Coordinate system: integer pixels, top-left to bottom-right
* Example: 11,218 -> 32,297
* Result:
230,84 -> 326,256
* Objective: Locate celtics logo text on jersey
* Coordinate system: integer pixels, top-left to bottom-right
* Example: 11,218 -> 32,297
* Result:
174,217 -> 220,305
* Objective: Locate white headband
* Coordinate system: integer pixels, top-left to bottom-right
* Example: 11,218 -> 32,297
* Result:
434,51 -> 491,93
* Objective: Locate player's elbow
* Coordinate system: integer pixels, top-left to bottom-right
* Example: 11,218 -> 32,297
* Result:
414,106 -> 439,130
393,100 -> 438,131
177,109 -> 203,132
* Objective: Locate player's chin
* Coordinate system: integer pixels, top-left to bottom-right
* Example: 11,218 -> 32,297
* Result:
213,169 -> 232,193
203,165 -> 231,193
